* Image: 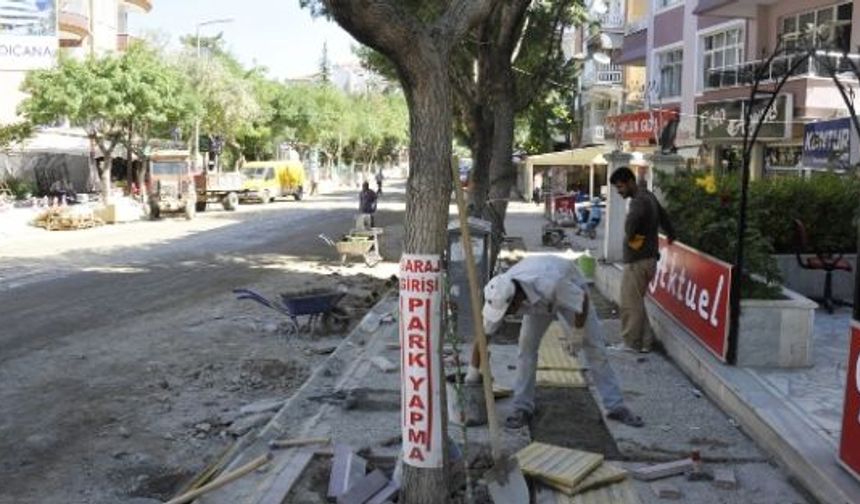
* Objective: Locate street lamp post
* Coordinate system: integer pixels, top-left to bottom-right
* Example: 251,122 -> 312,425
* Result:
192,18 -> 234,171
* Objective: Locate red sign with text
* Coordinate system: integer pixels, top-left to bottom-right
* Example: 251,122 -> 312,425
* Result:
647,236 -> 733,362
606,109 -> 678,145
399,254 -> 444,468
839,320 -> 860,480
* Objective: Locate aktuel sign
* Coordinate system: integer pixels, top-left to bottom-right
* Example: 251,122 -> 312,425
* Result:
399,254 -> 444,468
647,236 -> 733,362
839,320 -> 860,481
605,109 -> 677,146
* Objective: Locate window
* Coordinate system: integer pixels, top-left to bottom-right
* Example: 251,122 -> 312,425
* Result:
703,27 -> 744,88
779,2 -> 853,53
657,48 -> 683,99
656,0 -> 682,10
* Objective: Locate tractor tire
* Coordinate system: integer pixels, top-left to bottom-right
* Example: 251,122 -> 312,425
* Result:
223,192 -> 239,211
149,202 -> 161,220
195,201 -> 207,212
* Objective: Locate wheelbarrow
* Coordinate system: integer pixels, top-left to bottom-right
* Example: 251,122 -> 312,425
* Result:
233,288 -> 350,336
319,228 -> 383,267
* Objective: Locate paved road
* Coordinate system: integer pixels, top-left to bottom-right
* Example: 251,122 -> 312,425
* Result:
0,185 -> 405,503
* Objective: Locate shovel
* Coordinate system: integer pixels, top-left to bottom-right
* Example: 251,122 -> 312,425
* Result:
450,162 -> 529,504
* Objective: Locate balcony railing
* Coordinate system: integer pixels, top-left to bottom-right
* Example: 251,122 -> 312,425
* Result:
625,18 -> 648,35
704,51 -> 859,89
583,61 -> 624,87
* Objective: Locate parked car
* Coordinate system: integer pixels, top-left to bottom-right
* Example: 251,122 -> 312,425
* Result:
239,161 -> 305,203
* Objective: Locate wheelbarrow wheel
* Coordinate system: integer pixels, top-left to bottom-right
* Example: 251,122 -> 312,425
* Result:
323,307 -> 350,333
364,252 -> 382,268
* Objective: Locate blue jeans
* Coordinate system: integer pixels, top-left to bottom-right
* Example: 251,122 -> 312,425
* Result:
512,304 -> 625,415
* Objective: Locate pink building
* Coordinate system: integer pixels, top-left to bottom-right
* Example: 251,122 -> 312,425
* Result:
615,0 -> 858,177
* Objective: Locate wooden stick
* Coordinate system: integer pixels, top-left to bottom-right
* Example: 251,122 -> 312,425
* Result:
450,162 -> 502,462
268,437 -> 331,450
164,452 -> 273,504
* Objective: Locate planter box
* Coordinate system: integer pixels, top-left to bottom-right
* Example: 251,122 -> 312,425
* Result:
736,286 -> 817,368
595,262 -> 817,368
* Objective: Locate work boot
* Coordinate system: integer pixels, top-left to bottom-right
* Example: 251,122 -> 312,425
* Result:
504,409 -> 532,429
607,406 -> 644,428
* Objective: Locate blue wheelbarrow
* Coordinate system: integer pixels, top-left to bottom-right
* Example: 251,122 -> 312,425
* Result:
233,288 -> 350,336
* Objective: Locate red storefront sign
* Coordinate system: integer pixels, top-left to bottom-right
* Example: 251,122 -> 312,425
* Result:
647,236 -> 733,362
606,109 -> 678,145
839,320 -> 860,480
399,255 -> 444,468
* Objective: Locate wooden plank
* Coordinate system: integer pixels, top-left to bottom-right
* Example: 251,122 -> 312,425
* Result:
536,369 -> 587,388
630,459 -> 693,482
366,480 -> 400,504
493,385 -> 513,399
255,450 -> 314,504
516,443 -> 604,491
327,444 -> 367,499
337,469 -> 389,504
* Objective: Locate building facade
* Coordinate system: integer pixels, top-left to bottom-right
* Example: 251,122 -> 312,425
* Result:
611,0 -> 859,178
0,0 -> 152,125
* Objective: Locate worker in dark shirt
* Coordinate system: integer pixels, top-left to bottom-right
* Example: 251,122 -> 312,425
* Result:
609,167 -> 675,353
358,181 -> 378,227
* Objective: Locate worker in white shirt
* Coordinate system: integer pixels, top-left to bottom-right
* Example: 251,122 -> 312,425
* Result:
466,254 -> 643,429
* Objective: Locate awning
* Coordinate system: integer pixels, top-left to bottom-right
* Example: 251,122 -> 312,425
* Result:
526,146 -> 611,167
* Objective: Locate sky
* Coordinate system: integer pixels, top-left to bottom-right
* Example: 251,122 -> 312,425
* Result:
128,0 -> 360,79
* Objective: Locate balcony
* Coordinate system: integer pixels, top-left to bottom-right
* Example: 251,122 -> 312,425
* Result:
582,125 -> 607,145
58,1 -> 90,41
703,51 -> 859,90
594,0 -> 626,31
694,0 -> 780,18
625,18 -> 648,35
121,0 -> 153,13
582,61 -> 623,88
617,29 -> 647,65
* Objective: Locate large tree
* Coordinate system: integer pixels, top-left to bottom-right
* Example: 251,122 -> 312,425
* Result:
301,1 -> 493,501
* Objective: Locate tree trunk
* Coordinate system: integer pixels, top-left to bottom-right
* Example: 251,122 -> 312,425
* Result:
126,121 -> 134,194
467,106 -> 494,217
399,55 -> 454,504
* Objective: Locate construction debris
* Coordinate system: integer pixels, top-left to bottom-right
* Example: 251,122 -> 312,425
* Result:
651,481 -> 682,500
164,452 -> 272,504
336,469 -> 388,504
268,437 -> 331,450
327,445 -> 367,500
369,356 -> 397,373
239,398 -> 285,416
256,450 -> 315,504
713,468 -> 737,489
630,458 -> 694,481
33,205 -> 104,231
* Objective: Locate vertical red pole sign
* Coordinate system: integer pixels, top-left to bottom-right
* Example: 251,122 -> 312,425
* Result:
839,320 -> 860,479
399,255 -> 444,468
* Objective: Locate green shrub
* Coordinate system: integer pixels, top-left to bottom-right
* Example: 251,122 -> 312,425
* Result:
2,176 -> 35,200
751,173 -> 859,254
656,172 -> 783,299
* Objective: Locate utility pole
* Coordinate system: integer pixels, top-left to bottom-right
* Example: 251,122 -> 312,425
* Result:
192,18 -> 234,171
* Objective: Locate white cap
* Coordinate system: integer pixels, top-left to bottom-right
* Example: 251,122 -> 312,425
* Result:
482,275 -> 516,335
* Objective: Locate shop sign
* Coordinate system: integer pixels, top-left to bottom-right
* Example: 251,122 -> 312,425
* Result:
0,1 -> 58,71
648,236 -> 733,362
606,109 -> 677,145
697,95 -> 792,140
802,117 -> 860,169
839,321 -> 860,480
399,255 -> 444,468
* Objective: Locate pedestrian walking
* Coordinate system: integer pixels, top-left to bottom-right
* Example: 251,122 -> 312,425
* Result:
310,169 -> 319,196
375,170 -> 384,195
609,167 -> 675,353
358,181 -> 378,228
467,254 -> 644,429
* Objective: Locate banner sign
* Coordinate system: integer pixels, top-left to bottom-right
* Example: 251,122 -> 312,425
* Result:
839,320 -> 860,480
605,109 -> 677,145
399,255 -> 444,468
0,0 -> 58,70
648,236 -> 733,362
802,117 -> 860,170
697,95 -> 792,140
